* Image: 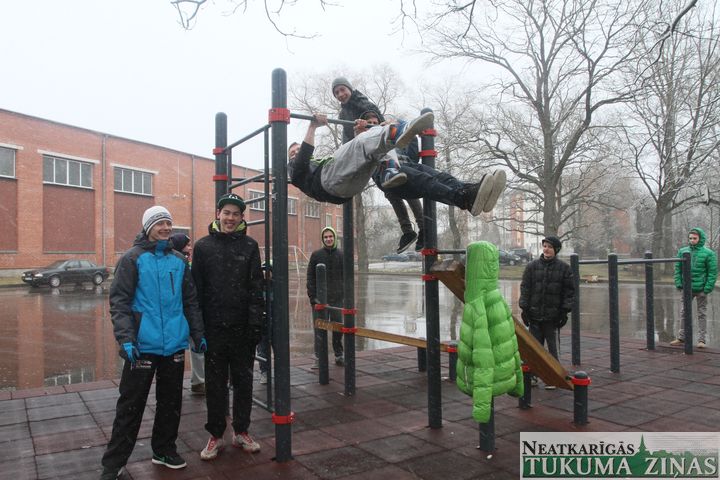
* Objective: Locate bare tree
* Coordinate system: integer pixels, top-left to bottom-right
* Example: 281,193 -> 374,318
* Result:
621,1 -> 720,261
422,0 -> 654,241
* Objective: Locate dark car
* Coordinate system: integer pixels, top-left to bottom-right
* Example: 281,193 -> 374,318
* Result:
382,252 -> 410,262
510,248 -> 533,263
498,250 -> 522,266
22,260 -> 110,287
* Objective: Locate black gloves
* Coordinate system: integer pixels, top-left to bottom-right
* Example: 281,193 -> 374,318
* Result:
555,313 -> 569,329
520,310 -> 530,327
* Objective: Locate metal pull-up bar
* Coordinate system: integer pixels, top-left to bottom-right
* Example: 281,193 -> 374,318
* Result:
289,112 -> 358,127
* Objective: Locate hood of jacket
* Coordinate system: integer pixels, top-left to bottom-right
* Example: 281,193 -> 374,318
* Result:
689,227 -> 707,248
133,231 -> 172,255
321,226 -> 338,250
208,219 -> 248,236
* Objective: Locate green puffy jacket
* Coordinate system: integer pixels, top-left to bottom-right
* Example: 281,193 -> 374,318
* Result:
457,241 -> 524,423
674,227 -> 718,294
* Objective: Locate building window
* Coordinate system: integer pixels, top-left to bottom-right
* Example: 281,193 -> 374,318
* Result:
305,200 -> 320,218
325,214 -> 332,227
43,155 -> 92,188
0,146 -> 15,178
336,216 -> 342,234
248,190 -> 265,211
113,167 -> 152,195
288,197 -> 297,215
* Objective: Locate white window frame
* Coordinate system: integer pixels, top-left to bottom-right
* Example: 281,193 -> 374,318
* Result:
288,197 -> 297,216
0,145 -> 17,179
113,166 -> 153,196
43,154 -> 93,189
305,200 -> 320,218
248,189 -> 266,211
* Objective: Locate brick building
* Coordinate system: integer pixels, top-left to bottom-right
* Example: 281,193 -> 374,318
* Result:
0,108 -> 342,271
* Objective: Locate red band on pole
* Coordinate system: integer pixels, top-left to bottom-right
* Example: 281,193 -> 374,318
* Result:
212,175 -> 229,182
571,376 -> 592,386
419,149 -> 437,157
421,248 -> 438,256
212,147 -> 226,155
341,327 -> 358,334
421,128 -> 437,137
521,365 -> 531,373
341,308 -> 357,315
313,303 -> 327,311
272,412 -> 296,424
446,346 -> 458,353
422,274 -> 437,282
268,108 -> 290,123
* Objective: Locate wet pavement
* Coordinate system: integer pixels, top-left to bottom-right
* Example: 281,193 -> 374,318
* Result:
0,273 -> 717,391
1,334 -> 719,479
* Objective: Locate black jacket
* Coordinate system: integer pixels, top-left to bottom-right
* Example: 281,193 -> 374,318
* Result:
191,221 -> 264,335
288,142 -> 348,205
519,255 -> 575,323
306,228 -> 344,306
338,89 -> 385,144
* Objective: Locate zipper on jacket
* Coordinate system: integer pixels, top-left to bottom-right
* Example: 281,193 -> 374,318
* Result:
170,271 -> 175,295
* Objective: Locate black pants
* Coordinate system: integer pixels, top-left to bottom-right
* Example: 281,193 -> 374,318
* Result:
529,321 -> 558,359
387,196 -> 424,235
205,332 -> 256,438
101,351 -> 185,470
314,307 -> 343,358
375,162 -> 467,208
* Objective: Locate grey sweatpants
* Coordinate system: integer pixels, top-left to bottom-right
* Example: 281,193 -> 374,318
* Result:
677,292 -> 708,343
321,124 -> 396,198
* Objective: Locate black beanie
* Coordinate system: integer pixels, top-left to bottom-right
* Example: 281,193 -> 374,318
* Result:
170,233 -> 190,252
542,236 -> 562,254
331,76 -> 353,94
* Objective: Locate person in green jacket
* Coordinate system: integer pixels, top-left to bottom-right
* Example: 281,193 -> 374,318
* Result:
457,241 -> 523,423
671,227 -> 717,348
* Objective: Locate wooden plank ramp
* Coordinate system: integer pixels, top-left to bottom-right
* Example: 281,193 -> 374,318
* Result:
431,259 -> 574,390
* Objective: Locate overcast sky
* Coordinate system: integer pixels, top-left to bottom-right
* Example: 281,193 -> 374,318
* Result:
2,0 -> 477,169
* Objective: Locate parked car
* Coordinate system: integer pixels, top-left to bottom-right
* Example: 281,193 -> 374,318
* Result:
498,250 -> 522,266
382,252 -> 411,262
22,260 -> 110,287
510,248 -> 533,263
405,251 -> 423,261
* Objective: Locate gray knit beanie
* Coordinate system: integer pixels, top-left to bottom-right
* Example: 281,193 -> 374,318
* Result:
331,77 -> 353,94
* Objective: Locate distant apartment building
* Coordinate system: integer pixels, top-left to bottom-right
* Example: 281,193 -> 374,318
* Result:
0,108 -> 342,270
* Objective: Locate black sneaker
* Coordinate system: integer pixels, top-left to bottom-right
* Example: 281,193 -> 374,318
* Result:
381,167 -> 407,189
151,453 -> 187,469
335,355 -> 345,366
397,231 -> 418,253
415,230 -> 424,252
100,467 -> 123,480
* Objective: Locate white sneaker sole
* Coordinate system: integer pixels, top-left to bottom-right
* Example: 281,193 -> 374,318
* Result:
482,170 -> 506,213
151,457 -> 187,469
471,176 -> 495,216
381,172 -> 407,189
395,112 -> 434,149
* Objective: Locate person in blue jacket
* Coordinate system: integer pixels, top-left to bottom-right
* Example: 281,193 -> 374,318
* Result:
100,206 -> 206,479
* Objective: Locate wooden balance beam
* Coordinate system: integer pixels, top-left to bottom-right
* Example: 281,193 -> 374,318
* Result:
313,319 -> 456,352
430,259 -> 574,391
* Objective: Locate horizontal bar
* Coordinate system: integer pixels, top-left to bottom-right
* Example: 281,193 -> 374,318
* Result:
246,219 -> 266,226
244,196 -> 266,206
437,249 -> 465,255
617,258 -> 680,265
228,174 -> 268,191
315,319 -> 455,352
226,124 -> 271,151
290,112 -> 357,127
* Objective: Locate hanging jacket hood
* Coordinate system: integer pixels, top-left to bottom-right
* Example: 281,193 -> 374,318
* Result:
321,226 -> 338,250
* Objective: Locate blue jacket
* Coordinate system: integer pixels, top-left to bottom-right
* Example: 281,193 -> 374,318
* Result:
110,233 -> 204,356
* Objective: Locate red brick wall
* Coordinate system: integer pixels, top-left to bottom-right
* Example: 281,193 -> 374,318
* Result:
0,108 -> 341,270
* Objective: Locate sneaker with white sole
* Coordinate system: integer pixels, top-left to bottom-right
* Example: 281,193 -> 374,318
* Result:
100,466 -> 123,480
482,170 -> 507,213
381,167 -> 407,189
697,341 -> 707,349
544,385 -> 557,390
397,231 -> 418,254
391,112 -> 435,149
670,338 -> 684,346
151,453 -> 187,469
233,431 -> 261,453
461,177 -> 494,216
200,436 -> 224,460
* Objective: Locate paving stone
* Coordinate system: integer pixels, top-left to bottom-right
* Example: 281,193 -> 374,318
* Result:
33,426 -> 107,455
27,401 -> 90,421
399,450 -> 498,480
0,406 -> 27,426
590,404 -> 660,427
0,437 -> 34,462
295,446 -> 386,479
35,445 -> 106,479
0,455 -> 36,480
357,433 -> 442,463
26,392 -> 82,409
29,414 -> 98,436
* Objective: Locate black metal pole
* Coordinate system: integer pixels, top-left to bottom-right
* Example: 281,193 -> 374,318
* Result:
342,202 -> 356,396
682,252 -> 693,355
572,371 -> 590,425
447,341 -> 458,381
420,108 -> 442,429
644,252 -> 655,350
263,123 -> 273,408
214,113 -> 228,200
270,68 -> 292,462
608,254 -> 620,373
479,399 -> 495,452
316,264 -> 329,385
518,364 -> 532,409
570,253 -> 581,366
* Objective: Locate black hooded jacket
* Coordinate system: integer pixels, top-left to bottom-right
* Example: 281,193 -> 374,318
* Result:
191,220 -> 264,334
519,255 -> 575,323
338,89 -> 385,144
306,227 -> 344,306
